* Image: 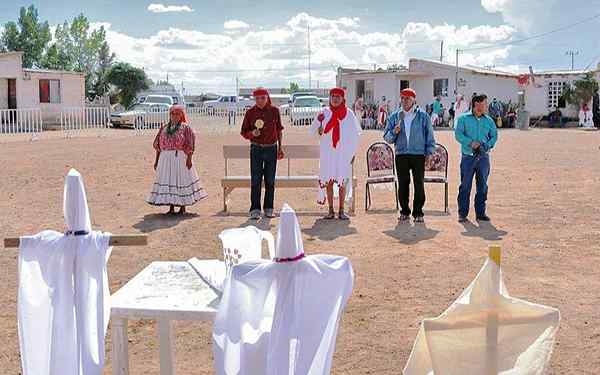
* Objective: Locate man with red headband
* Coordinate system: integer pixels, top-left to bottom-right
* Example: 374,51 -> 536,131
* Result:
310,88 -> 362,220
241,87 -> 284,220
383,88 -> 436,223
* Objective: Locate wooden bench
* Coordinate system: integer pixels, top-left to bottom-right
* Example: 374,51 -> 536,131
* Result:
221,145 -> 357,214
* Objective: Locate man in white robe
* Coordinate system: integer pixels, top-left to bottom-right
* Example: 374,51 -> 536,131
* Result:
310,87 -> 362,220
212,203 -> 354,375
18,169 -> 112,375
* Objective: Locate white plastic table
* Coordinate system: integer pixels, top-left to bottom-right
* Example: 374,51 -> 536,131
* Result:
110,260 -> 221,375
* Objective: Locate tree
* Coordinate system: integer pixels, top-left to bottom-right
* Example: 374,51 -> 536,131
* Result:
106,62 -> 149,109
0,5 -> 51,68
287,82 -> 300,93
561,72 -> 600,108
50,15 -> 116,98
92,41 -> 115,97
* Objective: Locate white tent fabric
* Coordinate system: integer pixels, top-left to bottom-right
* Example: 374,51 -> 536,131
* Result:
18,169 -> 112,375
212,204 -> 354,375
404,252 -> 560,375
189,226 -> 274,293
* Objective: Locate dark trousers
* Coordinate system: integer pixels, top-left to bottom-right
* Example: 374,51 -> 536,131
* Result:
250,144 -> 277,212
395,155 -> 426,217
457,153 -> 490,218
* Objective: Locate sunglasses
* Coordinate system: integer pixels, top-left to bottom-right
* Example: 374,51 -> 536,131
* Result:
256,96 -> 268,100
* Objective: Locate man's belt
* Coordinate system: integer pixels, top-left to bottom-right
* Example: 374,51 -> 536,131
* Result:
251,142 -> 278,148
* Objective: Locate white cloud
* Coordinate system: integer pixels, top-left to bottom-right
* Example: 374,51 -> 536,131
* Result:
481,0 -> 558,32
96,14 -> 520,93
147,3 -> 194,13
224,20 -> 250,30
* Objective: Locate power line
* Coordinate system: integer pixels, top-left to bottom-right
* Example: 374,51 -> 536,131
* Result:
460,12 -> 600,52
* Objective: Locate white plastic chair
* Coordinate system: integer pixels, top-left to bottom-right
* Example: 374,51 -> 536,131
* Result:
189,226 -> 275,294
219,226 -> 275,274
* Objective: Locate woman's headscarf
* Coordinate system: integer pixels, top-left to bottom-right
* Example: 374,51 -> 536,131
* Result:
169,105 -> 189,124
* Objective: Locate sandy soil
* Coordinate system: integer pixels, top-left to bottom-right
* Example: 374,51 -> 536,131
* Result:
1,123 -> 599,374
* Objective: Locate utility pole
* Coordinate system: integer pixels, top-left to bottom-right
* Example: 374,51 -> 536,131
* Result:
440,40 -> 444,62
455,49 -> 460,101
235,74 -> 239,96
307,24 -> 312,89
566,50 -> 579,71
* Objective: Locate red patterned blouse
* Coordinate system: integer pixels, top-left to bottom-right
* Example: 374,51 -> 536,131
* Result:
153,123 -> 195,156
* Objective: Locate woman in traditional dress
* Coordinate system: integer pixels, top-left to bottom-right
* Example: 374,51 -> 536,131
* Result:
147,105 -> 208,214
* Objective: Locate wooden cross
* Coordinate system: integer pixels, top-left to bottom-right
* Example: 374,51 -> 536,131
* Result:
4,234 -> 148,248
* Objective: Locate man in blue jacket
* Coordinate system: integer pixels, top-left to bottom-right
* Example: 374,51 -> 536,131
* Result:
383,88 -> 436,223
455,94 -> 498,223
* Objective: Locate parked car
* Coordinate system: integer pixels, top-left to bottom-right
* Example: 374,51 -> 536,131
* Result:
288,92 -> 315,105
290,96 -> 322,126
203,95 -> 254,114
144,95 -> 175,106
110,103 -> 170,128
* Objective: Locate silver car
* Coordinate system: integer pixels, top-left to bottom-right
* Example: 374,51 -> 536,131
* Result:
290,96 -> 323,126
111,103 -> 170,128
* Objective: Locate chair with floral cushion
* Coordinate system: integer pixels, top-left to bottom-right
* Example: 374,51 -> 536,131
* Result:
424,143 -> 449,213
365,142 -> 398,211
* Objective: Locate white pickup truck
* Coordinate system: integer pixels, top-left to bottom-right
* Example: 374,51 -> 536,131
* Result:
203,95 -> 254,114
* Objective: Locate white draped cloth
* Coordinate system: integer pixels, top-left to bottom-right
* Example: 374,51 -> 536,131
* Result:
454,96 -> 470,128
579,107 -> 594,128
310,107 -> 362,204
213,204 -> 354,375
404,254 -> 560,375
18,169 -> 112,375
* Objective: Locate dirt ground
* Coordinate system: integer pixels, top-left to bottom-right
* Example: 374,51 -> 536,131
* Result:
1,123 -> 599,374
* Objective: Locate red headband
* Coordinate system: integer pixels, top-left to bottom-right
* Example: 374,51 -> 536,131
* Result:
253,88 -> 269,97
400,88 -> 416,98
329,88 -> 345,98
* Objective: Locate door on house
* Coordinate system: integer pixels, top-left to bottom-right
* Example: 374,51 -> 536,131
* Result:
8,79 -> 16,109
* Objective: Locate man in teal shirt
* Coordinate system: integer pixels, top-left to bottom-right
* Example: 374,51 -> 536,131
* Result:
454,94 -> 498,222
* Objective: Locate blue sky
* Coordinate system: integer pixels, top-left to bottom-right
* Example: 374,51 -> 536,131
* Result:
1,0 -> 600,93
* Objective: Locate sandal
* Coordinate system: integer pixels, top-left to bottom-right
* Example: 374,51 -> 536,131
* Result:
324,208 -> 335,219
338,210 -> 350,220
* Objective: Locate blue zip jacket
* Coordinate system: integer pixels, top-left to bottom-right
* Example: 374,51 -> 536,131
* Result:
383,108 -> 436,155
454,111 -> 498,156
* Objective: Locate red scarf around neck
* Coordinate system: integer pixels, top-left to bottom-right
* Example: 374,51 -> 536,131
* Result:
323,102 -> 347,148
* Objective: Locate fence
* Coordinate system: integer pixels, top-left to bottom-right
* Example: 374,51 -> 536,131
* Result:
0,105 -> 329,142
0,109 -> 43,138
60,107 -> 110,137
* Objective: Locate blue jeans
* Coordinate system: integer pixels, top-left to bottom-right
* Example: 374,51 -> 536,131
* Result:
250,144 -> 277,212
457,153 -> 490,218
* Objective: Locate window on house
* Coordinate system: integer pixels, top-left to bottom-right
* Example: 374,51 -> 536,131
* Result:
400,80 -> 410,90
39,79 -> 61,103
433,78 -> 449,97
547,81 -> 568,109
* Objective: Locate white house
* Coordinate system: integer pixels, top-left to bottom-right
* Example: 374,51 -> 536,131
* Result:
337,58 -> 520,113
337,58 -> 600,118
524,67 -> 600,118
0,51 -> 85,124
